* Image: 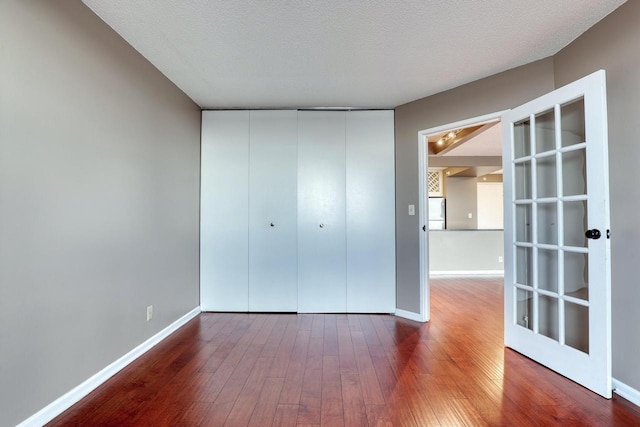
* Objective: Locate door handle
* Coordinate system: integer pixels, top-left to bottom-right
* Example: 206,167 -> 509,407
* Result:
270,222 -> 275,227
319,223 -> 325,228
585,229 -> 601,240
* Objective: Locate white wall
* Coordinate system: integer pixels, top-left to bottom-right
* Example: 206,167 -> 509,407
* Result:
477,182 -> 504,229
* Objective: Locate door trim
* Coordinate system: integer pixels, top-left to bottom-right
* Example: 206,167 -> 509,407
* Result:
416,110 -> 507,322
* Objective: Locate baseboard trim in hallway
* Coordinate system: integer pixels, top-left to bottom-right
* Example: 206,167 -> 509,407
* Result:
17,306 -> 201,427
614,378 -> 640,407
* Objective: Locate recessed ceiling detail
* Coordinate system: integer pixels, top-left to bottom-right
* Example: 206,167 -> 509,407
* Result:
82,0 -> 626,108
428,124 -> 486,155
428,122 -> 504,157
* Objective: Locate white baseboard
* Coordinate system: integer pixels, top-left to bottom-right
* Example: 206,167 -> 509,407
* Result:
613,377 -> 640,408
430,270 -> 504,276
18,306 -> 201,427
395,308 -> 426,323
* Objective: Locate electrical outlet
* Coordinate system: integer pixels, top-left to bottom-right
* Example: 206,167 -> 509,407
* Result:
146,305 -> 153,321
468,212 -> 473,219
498,256 -> 503,263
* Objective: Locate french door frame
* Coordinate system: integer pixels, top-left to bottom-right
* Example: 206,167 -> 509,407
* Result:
417,110 -> 506,322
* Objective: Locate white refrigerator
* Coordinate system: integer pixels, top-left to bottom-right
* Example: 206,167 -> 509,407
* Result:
428,197 -> 446,230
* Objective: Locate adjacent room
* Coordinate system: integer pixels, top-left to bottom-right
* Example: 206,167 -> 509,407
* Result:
425,121 -> 505,275
2,0 -> 640,425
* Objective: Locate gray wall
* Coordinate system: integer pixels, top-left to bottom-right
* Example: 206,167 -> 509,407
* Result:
553,0 -> 640,393
0,1 -> 201,425
395,59 -> 555,313
396,0 -> 640,393
444,177 -> 478,229
429,230 -> 503,272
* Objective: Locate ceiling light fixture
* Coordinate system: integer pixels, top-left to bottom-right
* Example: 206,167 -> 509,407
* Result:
435,130 -> 460,148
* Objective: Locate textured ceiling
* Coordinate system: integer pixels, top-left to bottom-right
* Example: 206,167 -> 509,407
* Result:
82,0 -> 626,109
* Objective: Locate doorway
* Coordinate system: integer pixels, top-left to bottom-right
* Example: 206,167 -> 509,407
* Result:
417,70 -> 612,398
417,111 -> 506,321
425,121 -> 505,276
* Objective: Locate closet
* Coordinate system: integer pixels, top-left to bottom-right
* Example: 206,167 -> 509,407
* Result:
200,111 -> 249,311
200,110 -> 395,313
297,111 -> 347,312
248,111 -> 298,311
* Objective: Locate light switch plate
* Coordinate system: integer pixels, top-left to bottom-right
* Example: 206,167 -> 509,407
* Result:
408,205 -> 415,216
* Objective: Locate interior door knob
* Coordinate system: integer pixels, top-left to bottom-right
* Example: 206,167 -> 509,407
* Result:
270,222 -> 275,227
319,223 -> 325,228
585,229 -> 601,240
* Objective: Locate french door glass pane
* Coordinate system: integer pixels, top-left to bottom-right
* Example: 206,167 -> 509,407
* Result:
516,289 -> 533,330
515,204 -> 532,242
536,155 -> 557,198
565,302 -> 589,354
539,294 -> 559,341
515,161 -> 532,200
561,98 -> 586,147
514,119 -> 531,159
564,251 -> 589,301
535,109 -> 556,153
537,202 -> 557,245
562,149 -> 587,196
563,200 -> 588,247
538,249 -> 559,293
563,200 -> 588,248
516,246 -> 533,286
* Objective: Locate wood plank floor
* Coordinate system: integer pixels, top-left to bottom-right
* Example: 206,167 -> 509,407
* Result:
49,277 -> 640,426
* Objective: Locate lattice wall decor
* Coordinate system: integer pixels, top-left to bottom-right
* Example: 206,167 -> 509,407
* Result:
428,170 -> 443,196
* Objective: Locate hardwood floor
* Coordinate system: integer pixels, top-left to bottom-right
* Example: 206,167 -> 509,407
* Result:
49,277 -> 640,426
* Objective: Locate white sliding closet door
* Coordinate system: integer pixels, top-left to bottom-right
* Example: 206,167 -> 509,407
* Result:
346,111 -> 396,312
297,111 -> 347,312
249,110 -> 298,311
201,110 -> 249,311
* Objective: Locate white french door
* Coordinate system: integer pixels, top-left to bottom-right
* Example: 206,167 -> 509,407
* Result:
502,70 -> 611,397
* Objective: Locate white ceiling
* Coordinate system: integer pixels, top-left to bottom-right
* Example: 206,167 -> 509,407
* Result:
82,0 -> 626,109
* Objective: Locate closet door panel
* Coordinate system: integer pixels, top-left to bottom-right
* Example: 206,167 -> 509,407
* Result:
200,111 -> 249,311
346,111 -> 396,312
297,111 -> 347,313
249,110 -> 298,311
